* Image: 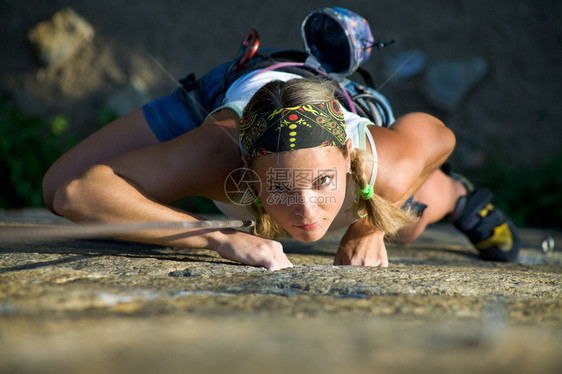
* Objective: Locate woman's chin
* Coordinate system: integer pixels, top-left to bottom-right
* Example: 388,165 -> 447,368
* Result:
288,227 -> 326,242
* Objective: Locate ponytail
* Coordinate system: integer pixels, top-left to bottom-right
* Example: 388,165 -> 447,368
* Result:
346,146 -> 417,237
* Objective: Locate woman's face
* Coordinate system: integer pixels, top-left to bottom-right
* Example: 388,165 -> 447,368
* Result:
251,140 -> 351,242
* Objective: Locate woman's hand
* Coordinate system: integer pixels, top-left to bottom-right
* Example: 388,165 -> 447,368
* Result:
212,230 -> 293,271
334,220 -> 388,267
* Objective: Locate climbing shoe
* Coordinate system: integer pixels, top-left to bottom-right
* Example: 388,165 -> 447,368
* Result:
447,176 -> 520,262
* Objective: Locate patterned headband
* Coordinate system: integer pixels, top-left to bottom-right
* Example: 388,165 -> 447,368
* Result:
239,100 -> 347,158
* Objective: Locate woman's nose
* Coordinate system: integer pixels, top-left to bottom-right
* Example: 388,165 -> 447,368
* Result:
292,189 -> 318,217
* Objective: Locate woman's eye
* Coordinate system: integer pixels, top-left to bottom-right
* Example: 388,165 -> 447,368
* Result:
315,174 -> 333,188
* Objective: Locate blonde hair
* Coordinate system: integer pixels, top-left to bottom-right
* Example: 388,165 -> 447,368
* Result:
243,78 -> 416,239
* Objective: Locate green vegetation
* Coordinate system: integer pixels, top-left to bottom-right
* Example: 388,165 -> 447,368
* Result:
0,98 -> 72,208
0,98 -> 121,209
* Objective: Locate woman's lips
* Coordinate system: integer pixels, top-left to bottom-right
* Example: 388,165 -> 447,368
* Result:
294,221 -> 321,230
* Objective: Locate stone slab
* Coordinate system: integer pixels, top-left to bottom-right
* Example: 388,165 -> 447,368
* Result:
0,209 -> 561,373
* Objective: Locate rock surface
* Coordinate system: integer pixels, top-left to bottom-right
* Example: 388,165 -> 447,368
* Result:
422,57 -> 489,112
26,7 -> 95,67
1,209 -> 561,373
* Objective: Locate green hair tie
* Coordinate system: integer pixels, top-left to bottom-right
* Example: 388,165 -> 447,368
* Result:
360,184 -> 374,200
253,197 -> 263,207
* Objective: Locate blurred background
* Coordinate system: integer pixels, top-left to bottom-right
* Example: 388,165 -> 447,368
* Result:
1,0 -> 561,228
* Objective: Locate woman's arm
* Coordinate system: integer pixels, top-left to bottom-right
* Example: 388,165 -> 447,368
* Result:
371,112 -> 456,205
51,110 -> 292,270
54,164 -> 291,270
335,113 -> 455,267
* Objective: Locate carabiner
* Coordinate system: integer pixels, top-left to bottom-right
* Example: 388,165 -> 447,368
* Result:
233,29 -> 260,71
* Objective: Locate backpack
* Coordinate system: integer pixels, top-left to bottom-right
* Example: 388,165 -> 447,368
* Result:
177,7 -> 396,128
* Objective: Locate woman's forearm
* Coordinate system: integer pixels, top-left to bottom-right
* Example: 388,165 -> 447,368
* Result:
53,164 -> 234,250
